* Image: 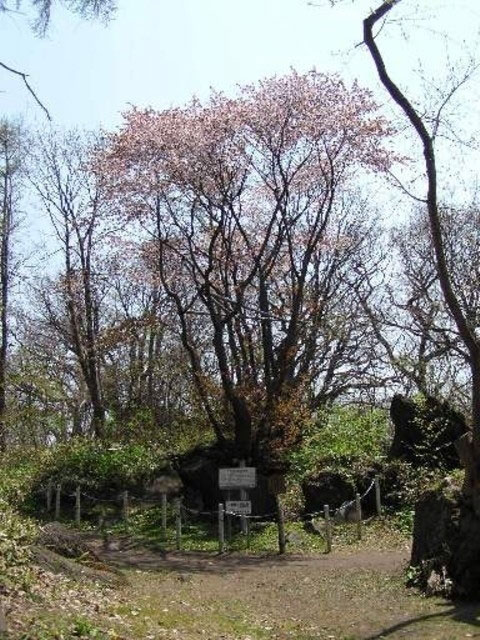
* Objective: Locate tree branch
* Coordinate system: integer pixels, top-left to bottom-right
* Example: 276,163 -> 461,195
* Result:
0,60 -> 51,120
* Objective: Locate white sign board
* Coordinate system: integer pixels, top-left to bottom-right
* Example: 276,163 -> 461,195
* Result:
226,500 -> 252,515
219,467 -> 256,489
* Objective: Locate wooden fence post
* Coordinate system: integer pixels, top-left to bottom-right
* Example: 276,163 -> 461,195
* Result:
46,480 -> 52,513
275,494 -> 286,555
239,460 -> 248,535
122,490 -> 129,521
355,493 -> 362,541
375,476 -> 382,517
0,601 -> 7,636
218,503 -> 225,553
226,490 -> 232,540
175,498 -> 182,550
161,493 -> 167,538
324,504 -> 332,553
75,485 -> 81,526
98,506 -> 106,530
55,483 -> 61,520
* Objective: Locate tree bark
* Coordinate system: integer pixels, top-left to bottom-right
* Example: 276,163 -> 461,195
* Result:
0,134 -> 13,452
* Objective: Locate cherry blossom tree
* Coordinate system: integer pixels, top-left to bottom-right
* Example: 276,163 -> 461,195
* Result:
98,70 -> 394,465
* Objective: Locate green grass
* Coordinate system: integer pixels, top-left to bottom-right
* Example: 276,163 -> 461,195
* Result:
104,503 -> 409,555
106,504 -> 329,553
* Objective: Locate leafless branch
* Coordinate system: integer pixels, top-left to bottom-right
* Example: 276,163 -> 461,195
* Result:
0,60 -> 51,120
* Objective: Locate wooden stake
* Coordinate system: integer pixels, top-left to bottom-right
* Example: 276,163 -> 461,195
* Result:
46,480 -> 52,513
75,486 -> 81,526
324,504 -> 332,553
161,493 -> 167,538
356,493 -> 362,541
275,494 -> 286,554
175,498 -> 182,550
375,476 -> 382,517
122,490 -> 129,521
0,600 -> 7,635
55,483 -> 61,520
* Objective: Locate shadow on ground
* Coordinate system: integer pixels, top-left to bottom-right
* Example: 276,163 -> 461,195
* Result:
366,601 -> 480,639
89,532 -> 408,577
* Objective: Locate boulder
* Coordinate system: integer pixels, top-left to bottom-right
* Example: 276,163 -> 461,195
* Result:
147,473 -> 182,496
302,470 -> 355,515
175,444 -> 276,515
389,394 -> 468,469
410,478 -> 480,598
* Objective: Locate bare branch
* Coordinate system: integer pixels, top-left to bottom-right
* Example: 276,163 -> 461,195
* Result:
0,60 -> 51,120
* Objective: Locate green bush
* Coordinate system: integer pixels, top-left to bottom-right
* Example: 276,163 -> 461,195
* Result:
0,447 -> 52,504
25,440 -> 173,501
289,405 -> 390,479
0,440 -> 174,518
0,498 -> 36,589
105,408 -> 215,453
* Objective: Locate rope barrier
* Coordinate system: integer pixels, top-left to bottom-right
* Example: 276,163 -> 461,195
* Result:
35,476 -> 381,528
182,505 -> 218,516
80,492 -> 119,504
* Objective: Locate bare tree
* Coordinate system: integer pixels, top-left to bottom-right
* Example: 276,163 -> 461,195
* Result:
0,121 -> 23,451
361,0 -> 480,502
1,0 -> 117,118
30,131 -> 108,438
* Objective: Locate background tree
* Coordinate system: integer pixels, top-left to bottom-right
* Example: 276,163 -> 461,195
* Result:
0,0 -> 116,34
30,131 -> 109,438
0,121 -> 24,450
362,0 -> 480,500
1,0 -> 117,119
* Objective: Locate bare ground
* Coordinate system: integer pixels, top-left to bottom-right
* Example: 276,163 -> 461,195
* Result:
8,528 -> 480,639
81,539 -> 480,640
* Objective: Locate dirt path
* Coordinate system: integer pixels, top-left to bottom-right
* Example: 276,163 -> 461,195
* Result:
82,539 -> 480,640
98,542 -> 408,574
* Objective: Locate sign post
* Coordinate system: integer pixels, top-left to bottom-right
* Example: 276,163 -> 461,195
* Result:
239,460 -> 248,534
225,500 -> 252,515
219,464 -> 256,537
218,467 -> 256,490
218,503 -> 225,553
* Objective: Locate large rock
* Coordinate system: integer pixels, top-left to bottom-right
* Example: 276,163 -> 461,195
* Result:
302,460 -> 421,518
175,444 -> 275,515
389,394 -> 468,469
410,479 -> 480,598
302,470 -> 356,515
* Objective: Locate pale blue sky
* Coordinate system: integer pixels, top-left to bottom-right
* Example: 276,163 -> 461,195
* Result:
0,0 -> 364,127
1,0 -> 479,221
2,0 -> 478,131
1,0 -> 479,283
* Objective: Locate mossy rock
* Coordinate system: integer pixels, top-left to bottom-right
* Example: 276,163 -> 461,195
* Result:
389,394 -> 467,469
410,476 -> 480,598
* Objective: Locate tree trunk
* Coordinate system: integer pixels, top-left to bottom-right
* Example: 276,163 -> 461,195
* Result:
0,137 -> 12,452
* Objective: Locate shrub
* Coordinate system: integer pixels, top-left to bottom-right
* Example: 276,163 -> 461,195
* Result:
0,498 -> 36,589
29,440 -> 172,497
289,405 -> 390,479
